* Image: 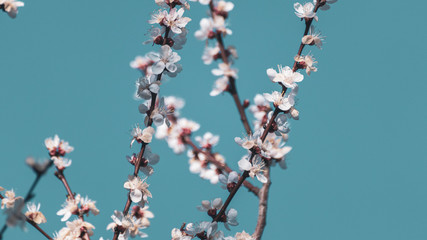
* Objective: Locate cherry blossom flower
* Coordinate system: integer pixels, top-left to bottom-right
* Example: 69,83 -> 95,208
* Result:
165,95 -> 185,116
219,171 -> 238,191
51,156 -> 72,170
135,75 -> 161,100
210,76 -> 229,96
147,45 -> 181,74
131,205 -> 154,227
80,196 -> 100,217
45,135 -> 74,156
197,198 -> 223,212
142,27 -> 165,45
0,0 -> 24,18
195,18 -> 215,40
202,45 -> 221,65
171,228 -> 192,240
215,1 -> 234,16
235,231 -> 254,240
238,156 -> 267,183
1,189 -> 23,209
127,146 -> 160,176
294,2 -> 318,21
195,132 -> 220,149
4,198 -> 25,229
57,219 -> 95,239
163,8 -> 191,34
185,221 -> 217,238
25,202 -> 46,224
266,65 -> 303,89
131,126 -> 155,147
212,63 -> 238,78
302,25 -> 324,49
223,208 -> 239,230
273,113 -> 290,135
314,0 -> 337,10
130,55 -> 154,74
294,54 -> 318,75
263,91 -> 295,111
249,94 -> 271,124
107,211 -> 148,240
149,9 -> 168,25
25,157 -> 51,175
123,175 -> 152,204
200,164 -> 221,184
57,195 -> 80,222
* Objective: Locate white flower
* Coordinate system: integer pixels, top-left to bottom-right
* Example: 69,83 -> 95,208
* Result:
1,189 -> 23,209
301,25 -> 324,49
80,196 -> 100,216
45,134 -> 74,156
314,0 -> 337,10
197,198 -> 223,212
164,8 -> 191,34
185,222 -> 217,237
224,208 -> 238,230
212,63 -> 238,78
177,118 -> 200,135
123,175 -> 152,204
238,156 -> 267,183
131,126 -> 155,147
294,2 -> 318,21
150,97 -> 172,127
4,198 -> 25,229
58,219 -> 95,239
171,228 -> 192,240
202,45 -> 220,65
147,45 -> 181,74
273,113 -> 290,135
130,55 -> 154,74
210,76 -> 229,96
135,75 -> 160,100
149,9 -> 168,25
164,95 -> 185,116
107,211 -> 148,240
249,94 -> 271,122
0,0 -> 24,18
266,65 -> 303,89
235,231 -> 254,240
142,27 -> 165,45
216,1 -> 234,13
195,18 -> 215,40
25,157 -> 51,175
263,91 -> 294,111
200,165 -> 220,184
139,146 -> 160,176
25,202 -> 47,224
294,54 -> 318,75
56,195 -> 80,222
52,156 -> 72,170
131,205 -> 154,227
234,131 -> 261,150
195,132 -> 220,149
218,171 -> 238,190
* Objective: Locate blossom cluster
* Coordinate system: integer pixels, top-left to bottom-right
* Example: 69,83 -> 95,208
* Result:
0,0 -> 24,18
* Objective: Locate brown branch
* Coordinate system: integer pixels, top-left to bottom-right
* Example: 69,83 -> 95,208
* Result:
0,194 -> 53,240
208,2 -> 252,135
182,136 -> 260,196
112,6 -> 174,240
253,164 -> 271,240
253,2 -> 325,238
212,109 -> 280,223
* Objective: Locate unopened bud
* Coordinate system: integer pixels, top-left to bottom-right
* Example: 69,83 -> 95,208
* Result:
227,182 -> 236,192
243,99 -> 250,108
153,36 -> 163,45
165,37 -> 174,47
207,31 -> 216,39
290,108 -> 299,120
207,209 -> 217,218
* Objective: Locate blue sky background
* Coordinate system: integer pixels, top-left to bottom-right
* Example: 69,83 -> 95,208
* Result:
1,0 -> 426,239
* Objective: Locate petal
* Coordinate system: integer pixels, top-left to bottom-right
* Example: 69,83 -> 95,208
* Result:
130,189 -> 143,203
151,61 -> 165,74
256,173 -> 268,183
238,159 -> 251,171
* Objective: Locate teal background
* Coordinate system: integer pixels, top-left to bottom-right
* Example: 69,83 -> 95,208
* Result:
1,0 -> 426,239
